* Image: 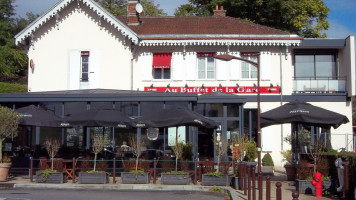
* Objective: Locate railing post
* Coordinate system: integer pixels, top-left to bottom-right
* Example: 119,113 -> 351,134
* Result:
243,163 -> 247,195
72,157 -> 75,183
239,163 -> 243,190
30,157 -> 33,183
276,182 -> 282,200
248,166 -> 251,200
258,171 -> 263,200
343,161 -> 349,198
252,167 -> 256,200
194,159 -> 197,184
113,158 -> 116,183
292,191 -> 299,200
266,175 -> 271,200
153,158 -> 157,184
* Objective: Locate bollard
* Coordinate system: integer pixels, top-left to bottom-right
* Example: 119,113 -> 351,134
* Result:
30,157 -> 33,183
292,191 -> 299,200
276,182 -> 282,200
244,163 -> 247,195
258,171 -> 263,200
343,162 -> 349,198
113,158 -> 116,183
252,167 -> 256,200
248,166 -> 251,200
194,159 -> 197,184
266,175 -> 271,200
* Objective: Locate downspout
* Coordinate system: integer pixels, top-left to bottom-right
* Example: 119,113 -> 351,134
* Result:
130,41 -> 140,91
280,46 -> 284,165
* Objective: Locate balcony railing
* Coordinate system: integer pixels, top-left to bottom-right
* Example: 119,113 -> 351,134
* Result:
293,76 -> 346,93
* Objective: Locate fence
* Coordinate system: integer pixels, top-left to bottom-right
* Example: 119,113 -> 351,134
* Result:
28,158 -> 304,200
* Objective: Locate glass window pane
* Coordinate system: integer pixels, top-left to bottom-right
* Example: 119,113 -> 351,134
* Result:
198,57 -> 206,79
207,71 -> 214,79
198,71 -> 205,79
207,57 -> 215,71
227,104 -> 239,117
153,69 -> 161,79
315,55 -> 336,78
295,55 -> 314,77
140,102 -> 164,116
82,63 -> 88,72
82,56 -> 89,62
163,69 -> 171,79
205,103 -> 223,117
82,73 -> 88,81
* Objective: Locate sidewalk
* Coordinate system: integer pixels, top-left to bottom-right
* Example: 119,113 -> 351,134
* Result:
2,168 -> 338,200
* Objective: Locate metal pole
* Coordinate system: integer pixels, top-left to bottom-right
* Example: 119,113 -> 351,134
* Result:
266,175 -> 271,200
113,158 -> 116,183
72,157 -> 75,183
153,158 -> 157,184
276,182 -> 282,200
257,54 -> 262,200
30,157 -> 33,183
252,167 -> 256,200
248,166 -> 251,200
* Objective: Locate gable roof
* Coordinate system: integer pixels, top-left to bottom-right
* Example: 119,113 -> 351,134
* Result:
15,0 -> 139,45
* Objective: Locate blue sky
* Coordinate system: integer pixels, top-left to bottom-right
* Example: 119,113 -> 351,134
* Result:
13,0 -> 356,39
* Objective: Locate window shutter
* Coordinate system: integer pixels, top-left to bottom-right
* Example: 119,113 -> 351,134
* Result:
216,58 -> 227,80
141,53 -> 153,81
172,53 -> 183,80
69,50 -> 80,90
229,59 -> 241,80
185,53 -> 196,80
89,50 -> 100,89
260,52 -> 271,80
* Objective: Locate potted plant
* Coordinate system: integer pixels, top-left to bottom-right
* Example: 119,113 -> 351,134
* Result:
281,149 -> 296,181
36,138 -> 66,183
78,135 -> 109,184
261,153 -> 274,175
243,139 -> 258,170
161,141 -> 190,185
0,106 -> 20,181
229,135 -> 249,189
202,134 -> 230,186
121,134 -> 149,184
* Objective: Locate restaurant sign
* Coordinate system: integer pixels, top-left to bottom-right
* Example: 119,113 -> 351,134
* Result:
144,86 -> 280,94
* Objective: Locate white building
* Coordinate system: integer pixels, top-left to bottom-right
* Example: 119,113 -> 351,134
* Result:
2,0 -> 355,167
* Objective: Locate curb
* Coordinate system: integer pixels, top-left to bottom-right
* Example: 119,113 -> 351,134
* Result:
14,183 -> 238,200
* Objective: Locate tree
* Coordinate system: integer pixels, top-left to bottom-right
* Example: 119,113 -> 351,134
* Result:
92,134 -> 106,171
171,141 -> 184,172
175,0 -> 329,38
44,138 -> 61,170
128,134 -> 146,171
95,0 -> 167,16
0,105 -> 19,162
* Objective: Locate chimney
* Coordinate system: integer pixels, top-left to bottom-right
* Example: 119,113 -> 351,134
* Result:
127,0 -> 141,25
213,5 -> 226,17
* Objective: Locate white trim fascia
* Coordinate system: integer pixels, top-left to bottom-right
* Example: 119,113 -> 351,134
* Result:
14,0 -> 138,45
139,34 -> 301,39
139,39 -> 302,47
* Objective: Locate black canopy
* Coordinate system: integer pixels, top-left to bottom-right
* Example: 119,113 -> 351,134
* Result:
15,105 -> 62,127
133,107 -> 218,129
63,109 -> 133,128
261,100 -> 349,129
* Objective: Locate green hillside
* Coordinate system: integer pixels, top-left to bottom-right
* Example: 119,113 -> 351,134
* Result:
0,82 -> 27,93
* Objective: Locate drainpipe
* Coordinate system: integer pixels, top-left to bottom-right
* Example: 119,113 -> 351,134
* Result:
130,42 -> 139,91
280,46 -> 284,165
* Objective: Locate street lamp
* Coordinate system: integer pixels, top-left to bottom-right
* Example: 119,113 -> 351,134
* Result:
214,53 -> 262,200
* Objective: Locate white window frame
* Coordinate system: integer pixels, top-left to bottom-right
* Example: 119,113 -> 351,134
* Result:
241,56 -> 257,80
80,51 -> 89,82
153,68 -> 171,80
197,55 -> 215,80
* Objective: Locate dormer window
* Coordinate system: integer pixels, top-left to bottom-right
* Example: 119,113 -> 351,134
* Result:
152,53 -> 171,79
198,53 -> 215,79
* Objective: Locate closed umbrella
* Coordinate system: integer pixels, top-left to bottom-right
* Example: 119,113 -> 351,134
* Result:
261,100 -> 349,129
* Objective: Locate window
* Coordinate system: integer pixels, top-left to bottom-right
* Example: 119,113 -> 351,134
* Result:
198,53 -> 215,79
294,50 -> 337,79
81,51 -> 89,82
241,55 -> 257,79
152,53 -> 171,79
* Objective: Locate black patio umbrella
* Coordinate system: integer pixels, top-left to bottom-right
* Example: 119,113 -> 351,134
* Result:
261,100 -> 349,129
15,105 -> 62,127
133,107 -> 218,129
63,109 -> 133,128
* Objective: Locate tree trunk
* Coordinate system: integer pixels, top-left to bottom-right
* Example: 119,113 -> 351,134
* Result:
135,157 -> 139,171
216,156 -> 220,173
176,157 -> 178,172
51,152 -> 54,171
94,153 -> 97,172
0,139 -> 3,161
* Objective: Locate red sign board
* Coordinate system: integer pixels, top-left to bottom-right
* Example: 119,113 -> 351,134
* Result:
144,86 -> 280,94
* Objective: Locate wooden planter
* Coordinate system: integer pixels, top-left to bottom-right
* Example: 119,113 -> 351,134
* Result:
121,172 -> 150,184
296,179 -> 332,194
161,173 -> 190,185
201,174 -> 230,186
78,172 -> 109,184
284,164 -> 296,181
35,171 -> 66,183
0,163 -> 11,181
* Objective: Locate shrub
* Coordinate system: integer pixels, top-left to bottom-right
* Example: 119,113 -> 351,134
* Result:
262,153 -> 274,167
244,140 -> 257,162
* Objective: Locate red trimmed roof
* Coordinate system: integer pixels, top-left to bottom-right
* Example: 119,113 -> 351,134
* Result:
118,16 -> 301,40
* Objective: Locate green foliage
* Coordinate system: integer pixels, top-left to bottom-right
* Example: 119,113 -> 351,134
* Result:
182,143 -> 193,160
262,153 -> 274,167
37,169 -> 58,182
95,0 -> 167,16
176,0 -> 329,38
305,175 -> 330,181
0,105 -> 20,162
281,149 -> 294,165
210,186 -> 222,193
244,140 -> 257,162
164,171 -> 188,174
0,154 -> 11,163
0,82 -> 27,93
205,171 -> 224,177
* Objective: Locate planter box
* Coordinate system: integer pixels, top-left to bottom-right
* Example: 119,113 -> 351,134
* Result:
231,177 -> 240,190
35,172 -> 66,183
121,172 -> 150,184
161,173 -> 190,185
260,166 -> 274,176
284,164 -> 296,181
296,179 -> 332,194
78,172 -> 109,184
201,174 -> 230,186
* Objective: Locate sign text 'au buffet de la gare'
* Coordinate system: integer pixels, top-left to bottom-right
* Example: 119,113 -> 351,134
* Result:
144,86 -> 280,94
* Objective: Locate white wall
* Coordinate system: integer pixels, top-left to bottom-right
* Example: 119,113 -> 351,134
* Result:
27,2 -> 132,92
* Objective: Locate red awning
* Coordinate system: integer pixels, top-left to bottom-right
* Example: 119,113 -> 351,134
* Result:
152,53 -> 171,69
197,52 -> 216,57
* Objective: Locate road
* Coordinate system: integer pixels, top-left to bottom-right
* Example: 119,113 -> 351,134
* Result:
0,188 -> 227,200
